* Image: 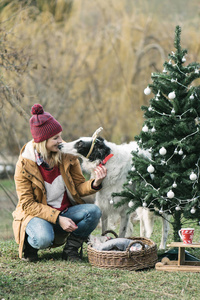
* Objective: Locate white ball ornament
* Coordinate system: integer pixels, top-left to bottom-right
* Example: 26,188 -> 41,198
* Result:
175,206 -> 181,211
174,149 -> 178,154
144,86 -> 151,95
178,149 -> 183,155
131,166 -> 136,171
190,207 -> 196,214
128,201 -> 134,208
110,199 -> 114,204
190,94 -> 194,100
172,182 -> 177,188
159,209 -> 163,214
190,172 -> 197,181
171,108 -> 175,114
142,125 -> 149,132
151,127 -> 156,133
156,90 -> 160,97
147,164 -> 155,173
159,147 -> 167,155
168,91 -> 176,99
167,190 -> 175,199
143,202 -> 147,207
182,56 -> 186,62
150,174 -> 155,180
128,180 -> 133,185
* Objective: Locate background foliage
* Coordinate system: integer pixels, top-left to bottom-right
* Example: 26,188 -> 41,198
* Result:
1,0 -> 200,157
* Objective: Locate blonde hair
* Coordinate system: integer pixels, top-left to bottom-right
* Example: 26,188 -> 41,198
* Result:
33,140 -> 62,168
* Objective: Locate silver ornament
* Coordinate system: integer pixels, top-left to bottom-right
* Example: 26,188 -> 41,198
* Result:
142,125 -> 149,132
172,182 -> 177,188
159,147 -> 167,155
168,91 -> 176,99
167,190 -> 174,199
147,164 -> 155,173
190,172 -> 197,181
128,201 -> 134,208
144,86 -> 151,95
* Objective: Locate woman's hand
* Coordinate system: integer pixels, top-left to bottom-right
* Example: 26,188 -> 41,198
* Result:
58,216 -> 78,232
93,165 -> 107,188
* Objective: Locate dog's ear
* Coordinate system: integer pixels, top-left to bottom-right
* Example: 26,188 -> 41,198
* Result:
95,136 -> 104,143
87,136 -> 110,161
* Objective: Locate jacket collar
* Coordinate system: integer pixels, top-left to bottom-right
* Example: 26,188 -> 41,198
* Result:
20,140 -> 78,172
21,140 -> 36,162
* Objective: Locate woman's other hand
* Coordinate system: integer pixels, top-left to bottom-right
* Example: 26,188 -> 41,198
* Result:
58,216 -> 78,232
93,165 -> 107,187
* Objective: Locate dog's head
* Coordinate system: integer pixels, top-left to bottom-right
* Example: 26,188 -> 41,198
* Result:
58,136 -> 111,162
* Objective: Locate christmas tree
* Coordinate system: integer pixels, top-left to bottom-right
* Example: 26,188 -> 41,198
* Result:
113,26 -> 200,242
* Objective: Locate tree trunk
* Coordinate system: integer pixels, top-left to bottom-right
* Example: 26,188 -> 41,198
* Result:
172,211 -> 182,242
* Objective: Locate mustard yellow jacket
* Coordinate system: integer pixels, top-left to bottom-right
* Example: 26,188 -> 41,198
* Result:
13,141 -> 97,258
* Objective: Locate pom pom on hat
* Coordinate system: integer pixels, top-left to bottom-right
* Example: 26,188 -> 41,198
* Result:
31,104 -> 44,115
30,103 -> 62,143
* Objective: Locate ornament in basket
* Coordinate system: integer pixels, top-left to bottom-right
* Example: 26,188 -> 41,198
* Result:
87,230 -> 158,271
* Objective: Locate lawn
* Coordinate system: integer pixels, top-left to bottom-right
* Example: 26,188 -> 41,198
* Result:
1,180 -> 200,299
0,179 -> 16,240
1,218 -> 200,300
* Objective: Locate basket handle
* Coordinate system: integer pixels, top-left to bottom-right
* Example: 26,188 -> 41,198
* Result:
126,240 -> 146,258
102,230 -> 118,238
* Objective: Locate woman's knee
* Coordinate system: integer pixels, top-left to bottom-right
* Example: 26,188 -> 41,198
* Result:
35,231 -> 54,249
87,204 -> 102,220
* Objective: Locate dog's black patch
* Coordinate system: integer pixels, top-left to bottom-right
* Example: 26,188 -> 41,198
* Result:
75,137 -> 111,162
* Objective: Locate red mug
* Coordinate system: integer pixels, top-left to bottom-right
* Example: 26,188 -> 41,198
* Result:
178,228 -> 194,244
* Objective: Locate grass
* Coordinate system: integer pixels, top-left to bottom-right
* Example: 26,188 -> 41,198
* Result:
0,179 -> 15,190
1,179 -> 200,299
1,219 -> 200,299
0,179 -> 16,240
0,210 -> 13,240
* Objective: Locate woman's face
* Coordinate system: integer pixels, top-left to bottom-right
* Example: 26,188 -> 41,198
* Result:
46,132 -> 62,153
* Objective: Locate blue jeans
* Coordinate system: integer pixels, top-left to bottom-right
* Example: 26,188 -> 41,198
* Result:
25,204 -> 102,250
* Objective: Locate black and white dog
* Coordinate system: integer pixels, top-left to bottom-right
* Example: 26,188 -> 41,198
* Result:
59,136 -> 170,249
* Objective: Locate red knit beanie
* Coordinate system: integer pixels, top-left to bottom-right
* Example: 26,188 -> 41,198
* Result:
30,104 -> 62,143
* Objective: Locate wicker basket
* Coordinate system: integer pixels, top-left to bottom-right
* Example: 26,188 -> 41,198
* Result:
87,231 -> 158,271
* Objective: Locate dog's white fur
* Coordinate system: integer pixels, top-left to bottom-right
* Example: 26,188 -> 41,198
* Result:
60,138 -> 170,249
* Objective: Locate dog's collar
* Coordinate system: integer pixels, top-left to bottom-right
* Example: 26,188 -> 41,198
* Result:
99,154 -> 114,167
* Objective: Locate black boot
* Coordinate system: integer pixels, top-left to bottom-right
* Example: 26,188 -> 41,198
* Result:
23,239 -> 38,262
62,234 -> 86,262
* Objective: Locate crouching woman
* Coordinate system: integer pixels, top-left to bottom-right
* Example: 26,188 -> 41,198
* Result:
12,104 -> 107,262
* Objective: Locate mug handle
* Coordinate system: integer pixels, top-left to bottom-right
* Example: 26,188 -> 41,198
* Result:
178,229 -> 182,240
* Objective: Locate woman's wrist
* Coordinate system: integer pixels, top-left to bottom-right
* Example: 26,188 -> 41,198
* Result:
91,180 -> 102,190
56,215 -> 60,225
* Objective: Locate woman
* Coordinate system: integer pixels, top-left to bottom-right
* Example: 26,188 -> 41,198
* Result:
13,104 -> 107,262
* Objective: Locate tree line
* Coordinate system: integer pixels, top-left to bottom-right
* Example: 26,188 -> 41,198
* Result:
1,0 -> 200,159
